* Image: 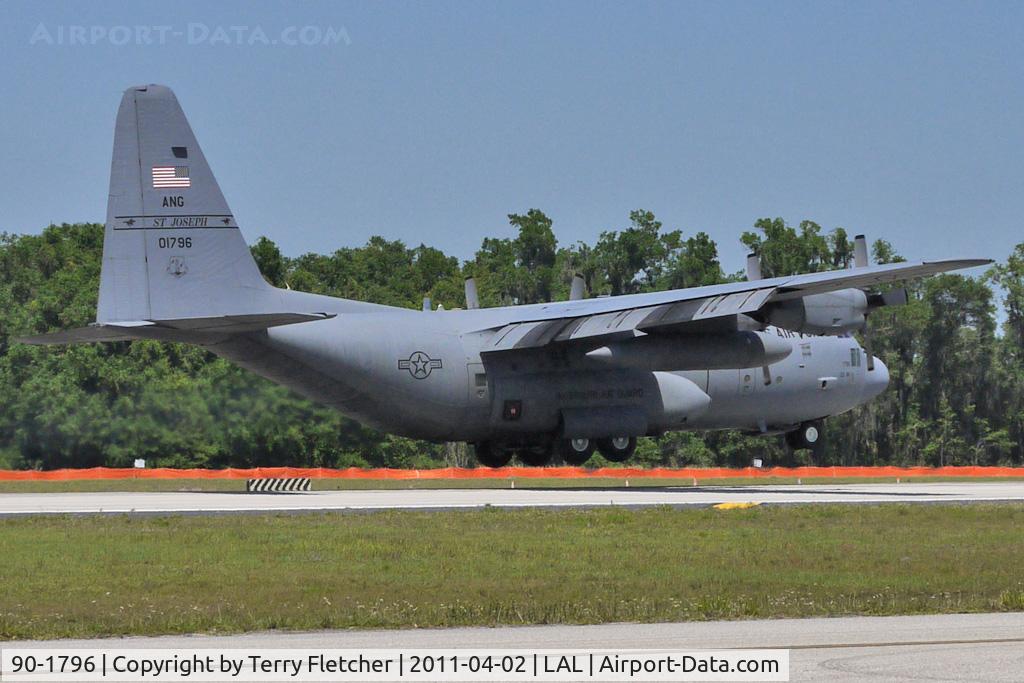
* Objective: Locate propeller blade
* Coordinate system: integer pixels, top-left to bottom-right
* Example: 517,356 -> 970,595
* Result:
464,276 -> 480,309
746,253 -> 762,281
854,234 -> 869,268
881,287 -> 908,307
867,287 -> 908,311
864,318 -> 875,372
569,273 -> 586,301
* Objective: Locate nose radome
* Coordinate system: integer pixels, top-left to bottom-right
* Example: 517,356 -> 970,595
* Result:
863,357 -> 889,400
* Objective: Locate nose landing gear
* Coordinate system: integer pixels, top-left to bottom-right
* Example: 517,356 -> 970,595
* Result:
785,420 -> 825,456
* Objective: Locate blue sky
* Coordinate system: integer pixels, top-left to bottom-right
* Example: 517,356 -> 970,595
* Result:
1,1 -> 1019,274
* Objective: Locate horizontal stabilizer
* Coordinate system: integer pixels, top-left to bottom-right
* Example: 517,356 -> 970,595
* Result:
145,312 -> 335,333
17,325 -> 145,345
17,312 -> 335,345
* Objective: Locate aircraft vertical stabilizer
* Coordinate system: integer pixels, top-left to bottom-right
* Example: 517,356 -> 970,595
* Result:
98,84 -> 282,324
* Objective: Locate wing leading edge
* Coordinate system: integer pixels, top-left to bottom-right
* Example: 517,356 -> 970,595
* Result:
479,258 -> 990,354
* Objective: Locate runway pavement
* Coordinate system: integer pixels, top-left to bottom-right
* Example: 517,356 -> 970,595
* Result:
9,613 -> 1024,681
1,481 -> 1024,516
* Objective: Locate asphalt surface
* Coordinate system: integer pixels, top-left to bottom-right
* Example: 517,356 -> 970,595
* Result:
2,482 -> 1024,516
9,613 -> 1024,681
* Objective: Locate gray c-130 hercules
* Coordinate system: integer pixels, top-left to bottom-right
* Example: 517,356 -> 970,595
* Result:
20,85 -> 992,466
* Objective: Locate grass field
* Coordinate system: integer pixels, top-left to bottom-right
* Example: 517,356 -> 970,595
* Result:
2,475 -> 1023,493
2,504 -> 1024,640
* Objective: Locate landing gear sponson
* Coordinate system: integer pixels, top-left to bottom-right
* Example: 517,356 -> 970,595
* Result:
474,435 -> 639,467
475,422 -> 825,467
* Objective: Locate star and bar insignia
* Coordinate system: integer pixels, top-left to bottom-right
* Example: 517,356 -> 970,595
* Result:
398,351 -> 443,379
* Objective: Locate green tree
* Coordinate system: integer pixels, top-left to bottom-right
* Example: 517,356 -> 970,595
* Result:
593,210 -> 681,295
0,220 -> 1015,471
741,218 -> 830,277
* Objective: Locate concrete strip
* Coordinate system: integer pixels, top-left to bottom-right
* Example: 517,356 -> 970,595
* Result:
2,482 -> 1024,517
10,613 -> 1024,681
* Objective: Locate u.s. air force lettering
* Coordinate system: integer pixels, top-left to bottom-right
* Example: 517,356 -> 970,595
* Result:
399,351 -> 442,379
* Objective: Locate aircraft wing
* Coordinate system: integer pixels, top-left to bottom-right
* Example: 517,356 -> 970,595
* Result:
479,258 -> 990,353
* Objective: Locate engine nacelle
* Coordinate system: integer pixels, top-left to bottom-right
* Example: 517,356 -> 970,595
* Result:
585,330 -> 792,371
764,288 -> 868,336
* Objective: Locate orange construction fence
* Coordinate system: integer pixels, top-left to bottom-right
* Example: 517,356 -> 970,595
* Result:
0,465 -> 1023,481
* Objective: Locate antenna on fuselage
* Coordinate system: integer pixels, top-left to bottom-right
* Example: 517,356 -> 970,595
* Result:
422,297 -> 432,312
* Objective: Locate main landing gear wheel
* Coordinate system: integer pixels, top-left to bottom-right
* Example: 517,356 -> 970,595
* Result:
474,442 -> 512,468
785,420 -> 825,453
560,437 -> 596,465
596,436 -> 637,463
517,443 -> 554,467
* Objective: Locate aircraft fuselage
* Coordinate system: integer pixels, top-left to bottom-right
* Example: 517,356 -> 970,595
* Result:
206,307 -> 889,446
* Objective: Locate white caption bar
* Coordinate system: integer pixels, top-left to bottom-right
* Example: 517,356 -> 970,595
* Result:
1,648 -> 789,681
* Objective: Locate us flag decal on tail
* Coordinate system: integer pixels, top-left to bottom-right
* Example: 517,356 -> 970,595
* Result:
152,165 -> 190,188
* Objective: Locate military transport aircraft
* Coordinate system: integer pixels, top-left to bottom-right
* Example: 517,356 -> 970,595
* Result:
21,85 -> 991,466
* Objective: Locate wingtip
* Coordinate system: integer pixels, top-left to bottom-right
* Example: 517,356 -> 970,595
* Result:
922,258 -> 994,267
927,258 -> 995,275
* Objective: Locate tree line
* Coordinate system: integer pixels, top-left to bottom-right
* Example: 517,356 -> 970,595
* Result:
0,212 -> 1019,469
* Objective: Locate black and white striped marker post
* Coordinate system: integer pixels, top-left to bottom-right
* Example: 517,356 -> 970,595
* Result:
246,478 -> 311,493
